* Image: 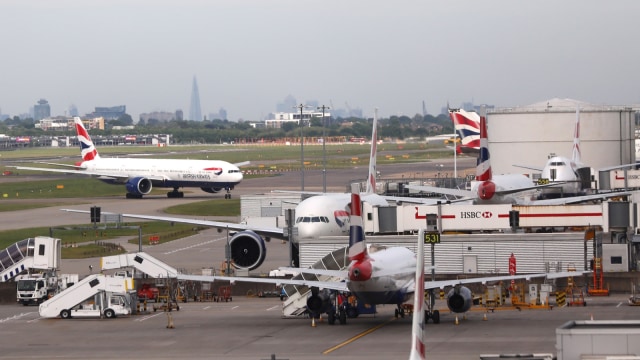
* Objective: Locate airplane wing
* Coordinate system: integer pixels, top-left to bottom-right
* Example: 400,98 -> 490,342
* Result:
405,182 -> 567,199
424,270 -> 588,290
404,185 -> 475,198
177,273 -> 350,292
11,165 -> 167,182
61,209 -> 286,241
273,190 -> 459,206
513,164 -> 544,172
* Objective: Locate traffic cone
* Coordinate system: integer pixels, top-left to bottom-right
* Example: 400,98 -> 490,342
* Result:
590,313 -> 594,321
166,312 -> 174,329
455,315 -> 459,325
311,317 -> 316,327
483,312 -> 488,321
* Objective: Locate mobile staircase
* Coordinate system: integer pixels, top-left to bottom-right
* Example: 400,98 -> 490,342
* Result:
281,246 -> 349,317
38,273 -> 133,318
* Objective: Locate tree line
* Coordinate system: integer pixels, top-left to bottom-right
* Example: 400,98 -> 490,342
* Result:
0,113 -> 453,144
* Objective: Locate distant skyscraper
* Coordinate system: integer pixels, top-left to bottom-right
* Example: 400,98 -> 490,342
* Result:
189,76 -> 202,121
34,99 -> 51,121
68,104 -> 79,117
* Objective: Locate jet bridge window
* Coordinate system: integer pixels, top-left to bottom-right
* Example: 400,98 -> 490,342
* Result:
38,244 -> 45,256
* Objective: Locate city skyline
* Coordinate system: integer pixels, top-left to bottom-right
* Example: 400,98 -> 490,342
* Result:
2,1 -> 640,122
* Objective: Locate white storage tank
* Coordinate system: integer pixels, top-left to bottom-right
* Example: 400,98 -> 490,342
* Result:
487,98 -> 635,176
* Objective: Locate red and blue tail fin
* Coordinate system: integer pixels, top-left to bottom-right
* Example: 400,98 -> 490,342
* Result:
450,109 -> 480,153
348,183 -> 366,261
475,114 -> 491,182
74,117 -> 99,161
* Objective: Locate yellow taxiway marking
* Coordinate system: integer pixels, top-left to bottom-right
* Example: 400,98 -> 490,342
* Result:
322,317 -> 397,355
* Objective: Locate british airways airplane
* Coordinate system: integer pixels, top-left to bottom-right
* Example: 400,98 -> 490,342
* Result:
14,117 -> 245,199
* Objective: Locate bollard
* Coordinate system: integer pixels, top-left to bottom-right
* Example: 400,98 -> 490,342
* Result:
166,311 -> 175,329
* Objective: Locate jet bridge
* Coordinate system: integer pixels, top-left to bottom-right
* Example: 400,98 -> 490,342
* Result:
101,252 -> 178,278
39,273 -> 133,319
1,237 -> 61,282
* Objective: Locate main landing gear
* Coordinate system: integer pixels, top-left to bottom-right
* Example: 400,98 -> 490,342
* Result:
424,289 -> 440,324
167,188 -> 184,198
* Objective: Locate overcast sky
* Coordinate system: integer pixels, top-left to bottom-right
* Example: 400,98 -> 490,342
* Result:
2,0 -> 639,121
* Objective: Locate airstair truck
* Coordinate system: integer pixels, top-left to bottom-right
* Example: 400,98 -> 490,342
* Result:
39,274 -> 134,319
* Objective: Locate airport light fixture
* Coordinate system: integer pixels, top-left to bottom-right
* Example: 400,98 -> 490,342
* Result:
317,105 -> 330,193
294,104 -> 311,191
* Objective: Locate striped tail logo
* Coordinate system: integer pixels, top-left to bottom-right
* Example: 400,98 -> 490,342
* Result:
475,115 -> 491,181
74,117 -> 99,161
348,183 -> 366,261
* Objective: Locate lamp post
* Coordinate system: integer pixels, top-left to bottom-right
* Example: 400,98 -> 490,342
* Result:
317,105 -> 330,193
294,104 -> 309,191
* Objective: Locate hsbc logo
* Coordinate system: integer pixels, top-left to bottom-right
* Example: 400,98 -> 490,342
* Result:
460,211 -> 493,219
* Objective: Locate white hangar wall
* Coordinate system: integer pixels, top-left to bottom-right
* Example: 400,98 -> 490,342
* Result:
487,98 -> 635,176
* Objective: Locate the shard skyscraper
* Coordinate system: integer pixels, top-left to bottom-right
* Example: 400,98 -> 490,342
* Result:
189,76 -> 203,121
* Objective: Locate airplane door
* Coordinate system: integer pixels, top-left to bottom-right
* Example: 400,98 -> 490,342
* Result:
463,255 -> 477,273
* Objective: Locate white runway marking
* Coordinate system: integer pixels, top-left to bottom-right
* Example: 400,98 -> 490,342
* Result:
135,312 -> 164,322
0,312 -> 34,323
267,305 -> 280,311
163,237 -> 225,255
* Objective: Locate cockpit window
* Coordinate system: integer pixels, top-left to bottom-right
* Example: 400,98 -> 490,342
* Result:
296,216 -> 329,224
550,161 -> 565,166
228,169 -> 241,173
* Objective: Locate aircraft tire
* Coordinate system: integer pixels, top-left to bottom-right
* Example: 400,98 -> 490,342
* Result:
432,310 -> 440,324
328,311 -> 335,325
339,310 -> 347,325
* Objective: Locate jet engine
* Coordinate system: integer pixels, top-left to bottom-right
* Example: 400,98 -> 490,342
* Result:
125,177 -> 152,196
200,187 -> 223,194
477,180 -> 496,201
446,286 -> 473,313
306,288 -> 332,315
228,230 -> 267,270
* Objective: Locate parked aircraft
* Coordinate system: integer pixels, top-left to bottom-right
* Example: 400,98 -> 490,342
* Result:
175,184 -> 584,326
406,112 -> 627,205
449,108 -> 480,155
14,117 -> 245,199
514,107 -> 591,199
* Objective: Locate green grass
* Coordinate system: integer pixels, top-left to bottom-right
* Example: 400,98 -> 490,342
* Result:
0,178 -> 172,199
164,198 -> 240,216
0,221 -> 208,258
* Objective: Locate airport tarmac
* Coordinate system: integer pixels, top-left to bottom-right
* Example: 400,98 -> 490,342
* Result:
0,294 -> 636,359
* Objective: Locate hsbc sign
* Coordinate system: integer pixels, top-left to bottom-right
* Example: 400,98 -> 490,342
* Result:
408,204 -> 511,231
460,211 -> 494,219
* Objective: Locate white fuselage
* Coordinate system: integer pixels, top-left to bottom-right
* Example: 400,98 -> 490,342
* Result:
469,174 -> 536,204
539,155 -> 584,196
79,158 -> 243,189
294,193 -> 389,240
347,246 -> 417,305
